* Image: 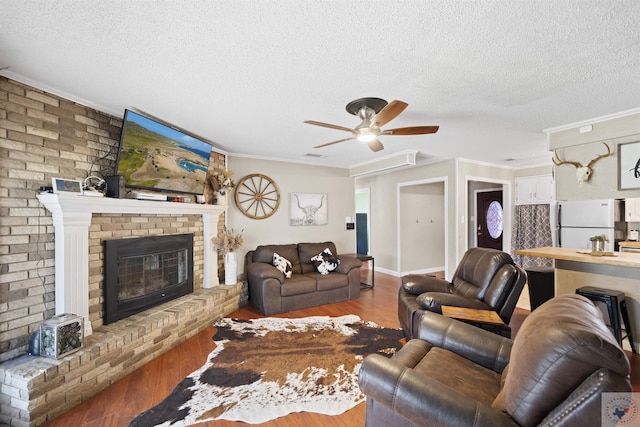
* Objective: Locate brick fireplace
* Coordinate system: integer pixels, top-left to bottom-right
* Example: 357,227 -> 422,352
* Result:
0,195 -> 249,426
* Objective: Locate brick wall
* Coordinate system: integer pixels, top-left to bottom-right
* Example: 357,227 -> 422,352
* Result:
0,77 -> 226,362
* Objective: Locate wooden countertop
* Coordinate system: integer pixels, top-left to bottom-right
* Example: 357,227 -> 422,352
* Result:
515,247 -> 640,268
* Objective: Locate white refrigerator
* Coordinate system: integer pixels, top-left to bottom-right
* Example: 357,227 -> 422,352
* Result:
557,199 -> 625,251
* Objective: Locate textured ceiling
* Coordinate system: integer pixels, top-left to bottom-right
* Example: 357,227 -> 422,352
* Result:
1,1 -> 639,170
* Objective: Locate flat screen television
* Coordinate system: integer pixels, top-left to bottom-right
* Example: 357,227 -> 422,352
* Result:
114,109 -> 213,195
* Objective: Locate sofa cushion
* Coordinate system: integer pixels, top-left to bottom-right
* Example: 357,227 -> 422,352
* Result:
414,346 -> 502,406
310,248 -> 340,275
280,274 -> 317,297
298,242 -> 338,273
492,294 -> 630,426
307,272 -> 348,291
272,252 -> 292,279
253,244 -> 301,274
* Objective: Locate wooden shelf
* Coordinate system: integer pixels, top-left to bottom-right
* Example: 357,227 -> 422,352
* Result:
441,306 -> 505,326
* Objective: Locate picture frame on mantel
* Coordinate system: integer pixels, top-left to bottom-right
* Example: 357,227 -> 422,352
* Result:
52,177 -> 83,195
618,141 -> 640,190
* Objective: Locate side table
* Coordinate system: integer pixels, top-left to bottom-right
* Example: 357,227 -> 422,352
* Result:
349,253 -> 374,289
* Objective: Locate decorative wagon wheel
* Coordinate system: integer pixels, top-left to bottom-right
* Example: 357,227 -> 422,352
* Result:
234,174 -> 280,219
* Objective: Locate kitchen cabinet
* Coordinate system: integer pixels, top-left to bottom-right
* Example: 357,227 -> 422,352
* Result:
626,198 -> 640,222
515,175 -> 554,205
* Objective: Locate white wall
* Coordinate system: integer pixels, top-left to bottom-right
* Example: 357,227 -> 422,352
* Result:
227,156 -> 356,276
355,159 -> 520,278
550,112 -> 640,200
228,156 -> 550,280
356,160 -> 456,275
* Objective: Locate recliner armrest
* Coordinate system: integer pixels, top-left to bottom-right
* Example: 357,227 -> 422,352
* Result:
417,310 -> 512,372
359,354 -> 518,427
402,274 -> 451,295
416,292 -> 493,312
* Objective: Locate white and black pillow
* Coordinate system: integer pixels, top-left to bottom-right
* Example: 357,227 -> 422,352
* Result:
273,252 -> 293,278
310,248 -> 340,275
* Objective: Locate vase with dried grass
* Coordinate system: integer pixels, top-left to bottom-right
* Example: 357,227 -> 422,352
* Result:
214,227 -> 244,285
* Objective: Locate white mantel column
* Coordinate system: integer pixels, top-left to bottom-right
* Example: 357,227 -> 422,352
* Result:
203,212 -> 220,288
42,198 -> 94,335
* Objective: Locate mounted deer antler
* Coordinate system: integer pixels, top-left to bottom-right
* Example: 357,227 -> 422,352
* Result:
552,142 -> 611,184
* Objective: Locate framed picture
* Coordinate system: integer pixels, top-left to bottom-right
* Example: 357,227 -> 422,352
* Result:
52,177 -> 83,195
618,141 -> 640,190
290,193 -> 328,226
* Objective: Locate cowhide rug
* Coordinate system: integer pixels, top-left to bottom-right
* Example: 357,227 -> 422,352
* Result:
129,315 -> 404,426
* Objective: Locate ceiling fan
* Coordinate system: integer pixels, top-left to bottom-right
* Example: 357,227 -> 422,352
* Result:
304,97 -> 439,152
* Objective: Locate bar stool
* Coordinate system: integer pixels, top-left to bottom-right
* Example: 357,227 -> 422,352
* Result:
576,286 -> 637,353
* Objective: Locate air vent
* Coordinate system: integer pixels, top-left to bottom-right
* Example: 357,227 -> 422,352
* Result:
349,150 -> 418,177
304,153 -> 327,158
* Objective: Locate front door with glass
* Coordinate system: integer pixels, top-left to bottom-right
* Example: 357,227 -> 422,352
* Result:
477,190 -> 503,250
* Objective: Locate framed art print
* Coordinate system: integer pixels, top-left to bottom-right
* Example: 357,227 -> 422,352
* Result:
290,193 -> 327,226
52,177 -> 83,195
618,141 -> 640,190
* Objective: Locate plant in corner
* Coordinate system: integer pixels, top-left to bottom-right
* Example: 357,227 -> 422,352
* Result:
214,227 -> 244,254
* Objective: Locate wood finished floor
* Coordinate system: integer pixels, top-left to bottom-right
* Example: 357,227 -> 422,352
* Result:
44,268 -> 640,427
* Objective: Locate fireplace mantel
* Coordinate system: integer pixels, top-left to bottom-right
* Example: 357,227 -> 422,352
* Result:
37,193 -> 226,335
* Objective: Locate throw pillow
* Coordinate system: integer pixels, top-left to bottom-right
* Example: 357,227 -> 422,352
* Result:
310,248 -> 340,275
273,252 -> 292,279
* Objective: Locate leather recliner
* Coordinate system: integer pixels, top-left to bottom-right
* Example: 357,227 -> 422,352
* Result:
399,247 -> 526,338
359,294 -> 632,427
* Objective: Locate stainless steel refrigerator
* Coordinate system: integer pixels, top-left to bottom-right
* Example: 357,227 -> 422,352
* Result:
557,199 -> 625,251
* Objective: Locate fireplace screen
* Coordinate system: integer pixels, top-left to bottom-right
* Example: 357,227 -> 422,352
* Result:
104,234 -> 194,324
118,249 -> 188,301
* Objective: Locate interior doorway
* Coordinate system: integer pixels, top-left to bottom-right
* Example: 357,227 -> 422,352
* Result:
398,179 -> 447,275
476,190 -> 503,250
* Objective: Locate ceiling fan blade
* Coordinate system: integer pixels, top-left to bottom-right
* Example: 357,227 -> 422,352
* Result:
370,100 -> 408,128
368,138 -> 384,152
382,125 -> 439,135
304,120 -> 354,133
314,136 -> 355,149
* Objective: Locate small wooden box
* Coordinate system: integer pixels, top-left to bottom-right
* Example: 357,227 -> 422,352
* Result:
39,314 -> 84,359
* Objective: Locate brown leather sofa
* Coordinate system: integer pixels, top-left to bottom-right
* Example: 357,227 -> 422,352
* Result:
359,294 -> 631,427
399,247 -> 526,338
245,241 -> 362,315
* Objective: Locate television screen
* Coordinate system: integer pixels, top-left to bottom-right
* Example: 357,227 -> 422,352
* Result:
115,110 -> 212,195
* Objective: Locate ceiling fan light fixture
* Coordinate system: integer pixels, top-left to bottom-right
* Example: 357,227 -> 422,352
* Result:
355,124 -> 379,143
357,132 -> 377,143
305,98 -> 439,152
